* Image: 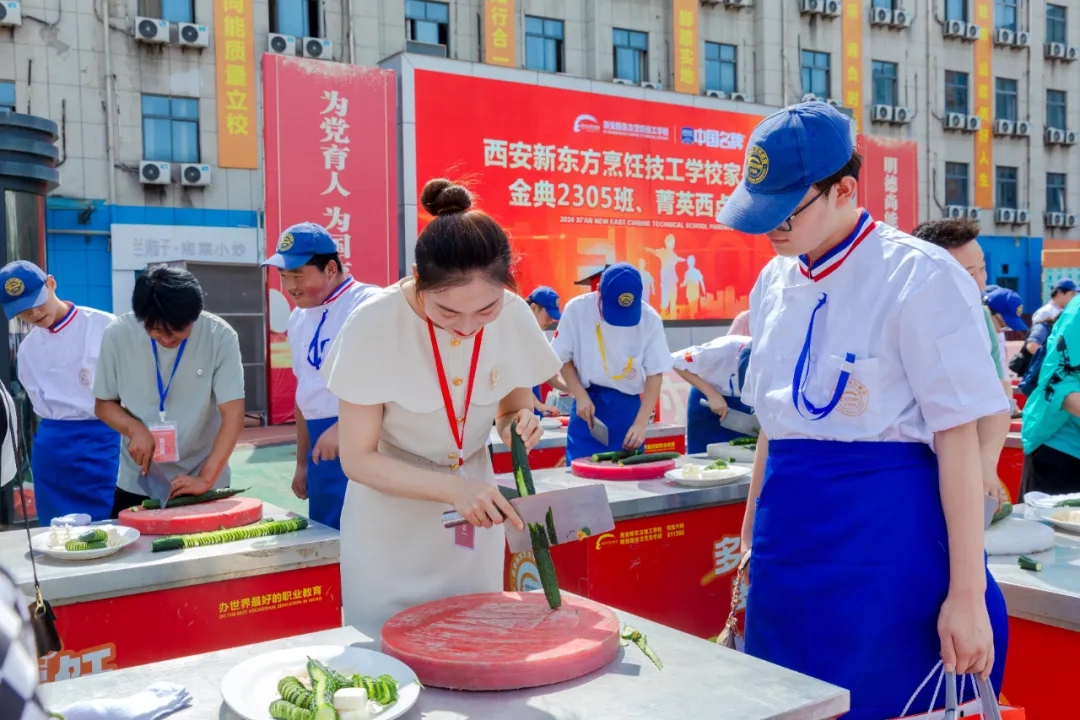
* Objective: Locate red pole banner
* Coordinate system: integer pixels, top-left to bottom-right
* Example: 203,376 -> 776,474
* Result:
857,134 -> 919,233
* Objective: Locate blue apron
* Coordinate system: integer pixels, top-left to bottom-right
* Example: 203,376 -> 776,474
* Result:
304,416 -> 349,530
746,439 -> 1008,719
532,385 -> 543,416
566,385 -> 641,462
31,418 -> 120,525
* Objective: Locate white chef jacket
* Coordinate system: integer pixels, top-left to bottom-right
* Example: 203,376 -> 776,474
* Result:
672,335 -> 750,397
289,278 -> 382,420
551,292 -> 673,395
17,305 -> 115,421
743,213 -> 1009,445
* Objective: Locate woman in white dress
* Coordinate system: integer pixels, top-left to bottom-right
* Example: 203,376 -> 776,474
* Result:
322,179 -> 563,637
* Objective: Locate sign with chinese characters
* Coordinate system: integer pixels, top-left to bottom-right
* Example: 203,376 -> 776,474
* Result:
262,55 -> 398,425
483,0 -> 515,67
412,69 -> 769,323
857,134 -> 919,233
110,224 -> 259,270
841,0 -> 864,131
214,0 -> 258,168
672,0 -> 699,94
972,0 -> 993,209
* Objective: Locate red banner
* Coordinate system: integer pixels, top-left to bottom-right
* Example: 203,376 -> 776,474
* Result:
857,134 -> 919,233
262,56 -> 399,425
412,70 -> 773,322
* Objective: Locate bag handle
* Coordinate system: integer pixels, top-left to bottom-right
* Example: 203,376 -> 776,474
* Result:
716,549 -> 750,647
898,661 -> 1003,719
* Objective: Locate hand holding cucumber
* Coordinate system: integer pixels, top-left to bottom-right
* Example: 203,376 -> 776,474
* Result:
623,419 -> 648,449
170,473 -> 212,498
501,408 -> 543,451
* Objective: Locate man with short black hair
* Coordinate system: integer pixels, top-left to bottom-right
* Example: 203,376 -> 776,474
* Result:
94,266 -> 246,516
1033,278 -> 1077,324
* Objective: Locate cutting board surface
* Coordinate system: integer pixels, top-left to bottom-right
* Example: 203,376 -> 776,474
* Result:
985,516 -> 1056,556
570,457 -> 676,481
117,497 -> 264,535
381,592 -> 621,691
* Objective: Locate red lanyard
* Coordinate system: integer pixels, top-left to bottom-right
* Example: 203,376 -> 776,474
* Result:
427,320 -> 484,469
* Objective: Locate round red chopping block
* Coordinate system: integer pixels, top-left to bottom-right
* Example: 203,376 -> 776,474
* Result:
117,497 -> 264,535
570,457 -> 676,480
381,592 -> 621,691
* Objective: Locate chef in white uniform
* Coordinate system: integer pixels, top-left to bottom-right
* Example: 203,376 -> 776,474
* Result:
671,335 -> 753,453
717,102 -> 1008,719
0,261 -> 118,524
262,222 -> 381,530
323,179 -> 561,636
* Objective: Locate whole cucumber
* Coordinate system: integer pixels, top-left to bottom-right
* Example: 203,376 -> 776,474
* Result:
619,452 -> 681,466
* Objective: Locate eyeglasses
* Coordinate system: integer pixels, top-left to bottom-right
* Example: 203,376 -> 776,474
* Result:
775,189 -> 826,232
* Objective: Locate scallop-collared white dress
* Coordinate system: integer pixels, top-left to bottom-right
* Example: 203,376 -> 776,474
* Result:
322,280 -> 562,637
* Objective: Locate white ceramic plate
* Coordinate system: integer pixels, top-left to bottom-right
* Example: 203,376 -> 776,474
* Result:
1035,508 -> 1080,535
706,442 -> 757,464
539,417 -> 562,430
220,645 -> 421,720
666,465 -> 750,487
31,525 -> 140,561
1024,491 -> 1080,509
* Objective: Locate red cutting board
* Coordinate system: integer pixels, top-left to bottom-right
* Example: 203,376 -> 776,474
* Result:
381,592 -> 621,691
570,457 -> 676,480
117,497 -> 264,535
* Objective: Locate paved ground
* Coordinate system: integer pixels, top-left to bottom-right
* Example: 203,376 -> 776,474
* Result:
229,437 -> 307,517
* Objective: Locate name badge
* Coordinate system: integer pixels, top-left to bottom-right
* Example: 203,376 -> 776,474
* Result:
148,421 -> 179,463
454,523 -> 476,550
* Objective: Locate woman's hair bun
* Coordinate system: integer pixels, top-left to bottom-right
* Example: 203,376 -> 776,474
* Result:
421,178 -> 473,217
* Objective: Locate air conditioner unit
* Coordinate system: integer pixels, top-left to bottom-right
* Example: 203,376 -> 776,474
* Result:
944,20 -> 965,37
800,0 -> 821,14
1014,31 -> 1030,47
892,106 -> 912,123
704,90 -> 729,99
1014,121 -> 1030,136
945,112 -> 965,130
967,207 -> 982,220
966,115 -> 982,132
994,28 -> 1015,46
822,0 -> 841,16
870,7 -> 891,25
1068,46 -> 1080,61
1046,42 -> 1066,58
1046,212 -> 1065,227
730,92 -> 752,102
139,161 -> 171,186
945,205 -> 966,219
1046,128 -> 1066,144
302,37 -> 333,60
134,16 -> 169,43
724,0 -> 753,7
1016,209 -> 1030,224
994,208 -> 1016,224
872,104 -> 892,122
994,119 -> 1015,135
1067,131 -> 1079,145
0,1 -> 22,27
613,78 -> 635,86
640,81 -> 663,90
177,23 -> 209,48
178,164 -> 211,187
965,23 -> 981,40
1067,214 -> 1079,227
701,0 -> 721,5
891,10 -> 911,27
268,33 -> 297,55
802,93 -> 820,103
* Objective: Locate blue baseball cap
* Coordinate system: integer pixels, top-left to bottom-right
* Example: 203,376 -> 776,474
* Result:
598,263 -> 643,327
983,286 -> 1028,332
262,222 -> 338,270
717,102 -> 854,235
527,286 -> 562,321
1052,278 -> 1077,295
0,261 -> 49,319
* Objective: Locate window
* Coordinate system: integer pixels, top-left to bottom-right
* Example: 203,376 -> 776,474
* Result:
269,0 -> 320,38
945,0 -> 968,22
406,1 -> 449,49
705,43 -> 737,95
996,167 -> 1018,209
1047,5 -> 1068,45
138,0 -> 193,23
0,81 -> 14,113
1047,173 -> 1068,214
871,61 -> 898,107
994,0 -> 1017,31
944,71 -> 969,114
1047,90 -> 1067,130
525,17 -> 564,73
946,162 -> 970,207
801,50 -> 831,98
871,0 -> 895,9
995,78 -> 1018,121
613,29 -> 648,84
141,95 -> 199,164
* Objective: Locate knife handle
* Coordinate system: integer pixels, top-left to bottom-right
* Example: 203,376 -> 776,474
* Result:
442,510 -> 469,529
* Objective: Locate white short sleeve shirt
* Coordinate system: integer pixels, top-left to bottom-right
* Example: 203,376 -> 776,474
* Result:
671,335 -> 750,397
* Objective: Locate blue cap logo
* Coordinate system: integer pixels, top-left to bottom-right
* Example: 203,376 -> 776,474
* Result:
747,146 -> 769,185
618,292 -> 635,307
278,232 -> 295,252
5,278 -> 24,297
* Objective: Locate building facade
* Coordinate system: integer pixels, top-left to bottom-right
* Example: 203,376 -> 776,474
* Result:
1,0 -> 1077,311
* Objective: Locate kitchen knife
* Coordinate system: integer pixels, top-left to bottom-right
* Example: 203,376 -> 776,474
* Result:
590,416 -> 610,445
984,494 -> 1000,530
137,462 -> 174,510
700,399 -> 761,437
442,484 -> 615,554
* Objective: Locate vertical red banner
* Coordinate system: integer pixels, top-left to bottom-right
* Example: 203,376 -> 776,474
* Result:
857,134 -> 919,233
262,55 -> 399,425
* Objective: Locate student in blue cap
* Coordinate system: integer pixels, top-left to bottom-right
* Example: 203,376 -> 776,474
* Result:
262,222 -> 381,529
525,286 -> 568,415
551,263 -> 672,461
0,261 -> 119,525
671,334 -> 754,453
720,102 -> 1008,717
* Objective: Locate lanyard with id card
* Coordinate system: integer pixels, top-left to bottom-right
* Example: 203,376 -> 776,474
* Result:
149,338 -> 186,463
